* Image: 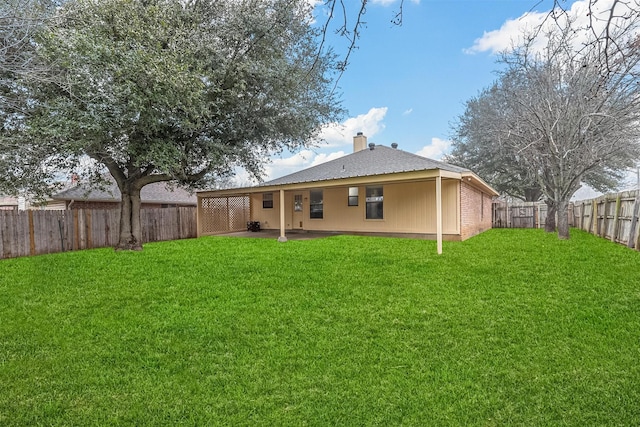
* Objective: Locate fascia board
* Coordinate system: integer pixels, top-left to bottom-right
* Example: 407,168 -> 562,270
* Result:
197,169 -> 462,198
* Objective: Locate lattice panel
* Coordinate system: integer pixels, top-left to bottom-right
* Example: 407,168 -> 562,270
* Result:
228,196 -> 250,231
200,196 -> 250,234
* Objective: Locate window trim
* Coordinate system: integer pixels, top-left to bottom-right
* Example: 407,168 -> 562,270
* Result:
309,189 -> 323,219
262,192 -> 273,209
365,186 -> 384,220
348,187 -> 359,207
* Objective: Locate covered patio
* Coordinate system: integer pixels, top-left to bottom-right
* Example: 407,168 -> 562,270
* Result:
197,134 -> 497,254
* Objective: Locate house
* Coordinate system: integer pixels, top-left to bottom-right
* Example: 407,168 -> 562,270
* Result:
0,195 -> 30,210
0,196 -> 20,211
196,133 -> 498,253
36,177 -> 196,210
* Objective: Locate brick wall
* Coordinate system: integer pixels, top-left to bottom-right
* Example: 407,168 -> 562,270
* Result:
460,182 -> 493,240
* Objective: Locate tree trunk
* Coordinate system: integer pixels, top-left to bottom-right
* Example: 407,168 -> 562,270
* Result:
544,199 -> 556,233
116,183 -> 143,251
556,199 -> 570,240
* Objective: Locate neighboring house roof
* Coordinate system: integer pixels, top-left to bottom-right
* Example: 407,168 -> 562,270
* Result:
0,196 -> 18,206
53,179 -> 196,205
262,145 -> 470,187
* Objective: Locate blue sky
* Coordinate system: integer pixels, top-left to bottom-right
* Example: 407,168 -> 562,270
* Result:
248,0 -> 637,198
255,0 -> 562,182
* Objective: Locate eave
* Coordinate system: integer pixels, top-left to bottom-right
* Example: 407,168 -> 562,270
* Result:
197,168 -> 499,198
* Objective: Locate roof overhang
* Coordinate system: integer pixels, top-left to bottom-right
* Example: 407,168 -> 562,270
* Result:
198,168 -> 499,198
460,172 -> 500,197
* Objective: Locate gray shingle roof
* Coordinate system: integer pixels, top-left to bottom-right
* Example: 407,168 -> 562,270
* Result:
53,179 -> 196,205
261,145 -> 469,187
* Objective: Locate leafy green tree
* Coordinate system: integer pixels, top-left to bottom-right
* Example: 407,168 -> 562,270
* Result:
1,0 -> 342,249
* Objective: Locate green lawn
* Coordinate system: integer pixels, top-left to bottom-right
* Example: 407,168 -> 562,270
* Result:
1,229 -> 639,426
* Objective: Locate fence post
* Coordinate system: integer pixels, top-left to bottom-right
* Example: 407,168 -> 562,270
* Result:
568,203 -> 574,227
592,200 -> 596,233
28,210 -> 36,256
628,197 -> 640,249
73,209 -> 80,250
611,195 -> 621,243
176,208 -> 182,239
598,196 -> 609,237
85,209 -> 92,248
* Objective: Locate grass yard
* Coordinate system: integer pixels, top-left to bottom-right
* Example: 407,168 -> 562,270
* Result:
1,229 -> 639,426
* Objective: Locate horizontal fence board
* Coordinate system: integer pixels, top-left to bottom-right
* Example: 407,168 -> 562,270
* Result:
0,207 -> 196,260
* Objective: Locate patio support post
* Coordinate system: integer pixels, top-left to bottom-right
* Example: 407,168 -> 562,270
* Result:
278,189 -> 288,242
436,173 -> 443,255
196,196 -> 202,238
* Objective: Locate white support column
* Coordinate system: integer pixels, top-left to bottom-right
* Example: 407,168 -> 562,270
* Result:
278,189 -> 288,242
196,196 -> 202,238
436,173 -> 443,255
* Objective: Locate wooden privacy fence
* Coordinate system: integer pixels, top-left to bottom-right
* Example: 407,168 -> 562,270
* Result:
492,201 -> 567,229
493,190 -> 640,250
572,190 -> 640,250
0,207 -> 196,259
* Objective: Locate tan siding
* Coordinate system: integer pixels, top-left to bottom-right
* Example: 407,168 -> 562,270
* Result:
431,179 -> 459,234
250,192 -> 282,230
285,179 -> 460,235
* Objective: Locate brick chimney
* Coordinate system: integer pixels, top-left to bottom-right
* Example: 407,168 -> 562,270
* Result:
353,132 -> 367,152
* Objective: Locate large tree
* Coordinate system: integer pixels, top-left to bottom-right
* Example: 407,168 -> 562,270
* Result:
1,0 -> 342,250
450,18 -> 640,239
447,84 -> 544,203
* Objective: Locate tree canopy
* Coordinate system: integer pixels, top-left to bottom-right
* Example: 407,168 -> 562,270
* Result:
0,0 -> 343,249
447,83 -> 544,203
448,14 -> 640,239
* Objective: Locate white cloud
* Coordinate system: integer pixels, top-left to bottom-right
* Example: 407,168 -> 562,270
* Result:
465,11 -> 547,55
317,107 -> 388,147
310,150 -> 347,167
415,137 -> 452,160
272,149 -> 316,168
230,108 -> 387,184
264,149 -> 315,179
466,0 -> 632,55
260,149 -> 347,182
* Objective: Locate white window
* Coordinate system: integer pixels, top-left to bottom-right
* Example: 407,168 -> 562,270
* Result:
310,190 -> 323,219
348,187 -> 359,206
366,186 -> 383,219
263,193 -> 273,209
